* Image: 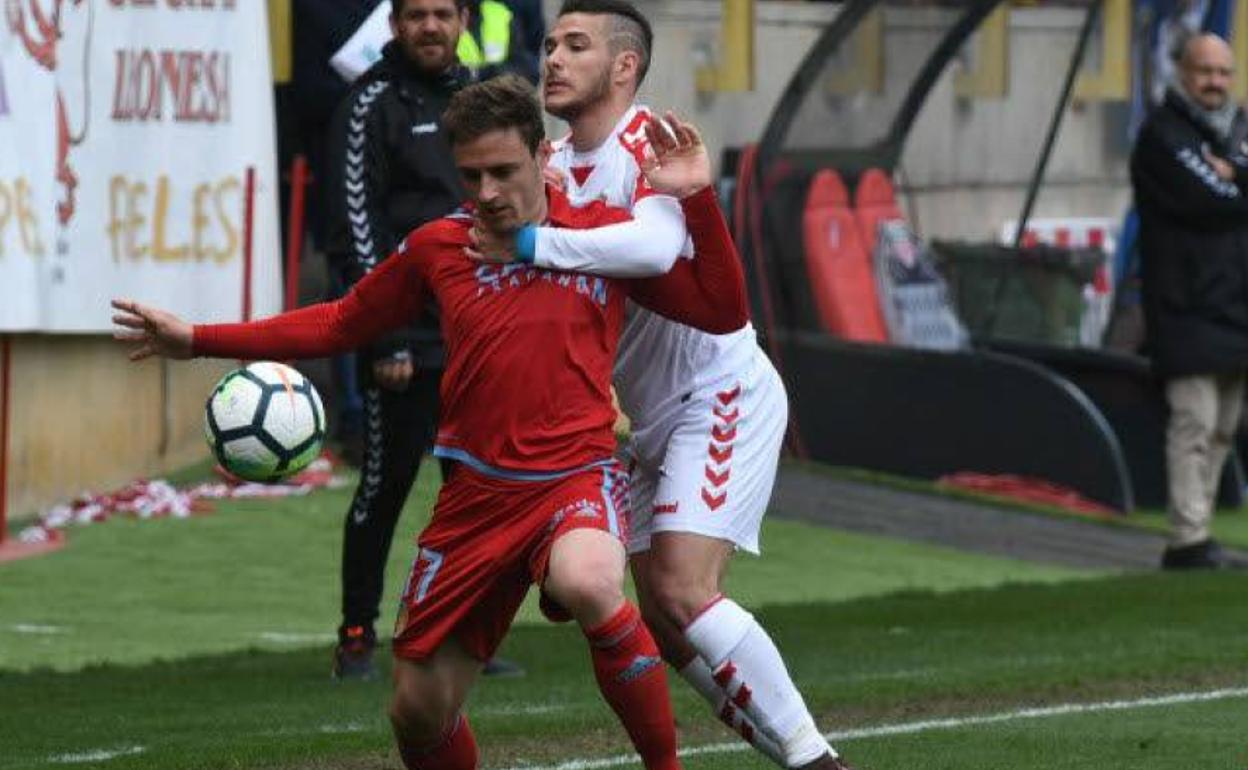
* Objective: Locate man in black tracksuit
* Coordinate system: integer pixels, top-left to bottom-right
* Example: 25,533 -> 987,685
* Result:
322,0 -> 471,677
1131,33 -> 1248,570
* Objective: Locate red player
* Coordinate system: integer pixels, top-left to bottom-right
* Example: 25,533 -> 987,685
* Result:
111,74 -> 747,770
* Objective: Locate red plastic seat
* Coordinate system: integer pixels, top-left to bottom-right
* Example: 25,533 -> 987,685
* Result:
800,169 -> 888,342
853,168 -> 906,252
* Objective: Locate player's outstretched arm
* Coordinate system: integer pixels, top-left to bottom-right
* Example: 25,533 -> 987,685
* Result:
111,299 -> 193,361
112,296 -> 378,363
113,242 -> 430,363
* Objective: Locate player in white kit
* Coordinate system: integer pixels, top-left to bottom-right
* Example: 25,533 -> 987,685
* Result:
468,3 -> 852,768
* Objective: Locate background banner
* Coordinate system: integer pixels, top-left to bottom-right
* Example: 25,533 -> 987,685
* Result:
0,0 -> 281,332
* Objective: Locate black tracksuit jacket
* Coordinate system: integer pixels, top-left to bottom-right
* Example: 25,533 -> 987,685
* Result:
323,42 -> 469,370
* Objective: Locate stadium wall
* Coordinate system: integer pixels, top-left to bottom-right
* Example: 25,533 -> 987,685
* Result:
626,2 -> 1131,242
896,7 -> 1133,242
3,336 -> 233,520
634,1 -> 840,161
541,1 -> 842,174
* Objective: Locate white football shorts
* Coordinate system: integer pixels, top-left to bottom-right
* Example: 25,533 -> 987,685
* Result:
626,351 -> 788,555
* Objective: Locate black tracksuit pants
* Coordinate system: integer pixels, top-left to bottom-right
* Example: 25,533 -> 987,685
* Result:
339,370 -> 442,632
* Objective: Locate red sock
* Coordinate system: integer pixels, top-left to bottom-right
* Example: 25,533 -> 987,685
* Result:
585,602 -> 681,770
397,713 -> 478,770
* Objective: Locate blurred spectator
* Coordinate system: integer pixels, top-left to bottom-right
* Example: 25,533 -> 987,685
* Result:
1130,33 -> 1248,570
499,0 -> 547,83
293,1 -> 384,184
461,0 -> 541,83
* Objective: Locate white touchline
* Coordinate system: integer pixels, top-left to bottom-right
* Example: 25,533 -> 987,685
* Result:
478,702 -> 575,716
11,624 -> 68,635
252,722 -> 368,738
318,723 -> 368,734
498,686 -> 1248,770
257,631 -> 337,644
48,746 -> 145,764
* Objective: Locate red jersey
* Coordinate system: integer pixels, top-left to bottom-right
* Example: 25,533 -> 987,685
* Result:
194,186 -> 747,477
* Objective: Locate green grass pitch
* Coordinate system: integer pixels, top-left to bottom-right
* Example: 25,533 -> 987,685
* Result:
2,459 -> 1246,769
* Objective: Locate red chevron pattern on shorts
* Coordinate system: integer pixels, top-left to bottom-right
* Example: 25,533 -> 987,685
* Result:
703,383 -> 740,512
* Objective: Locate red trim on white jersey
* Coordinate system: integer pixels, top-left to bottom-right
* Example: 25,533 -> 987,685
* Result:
618,109 -> 660,203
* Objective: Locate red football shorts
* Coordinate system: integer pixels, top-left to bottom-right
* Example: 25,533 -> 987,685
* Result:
392,460 -> 630,662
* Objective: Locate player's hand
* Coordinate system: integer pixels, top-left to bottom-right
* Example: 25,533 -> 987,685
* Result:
110,299 -> 193,361
1203,145 -> 1236,181
639,111 -> 712,199
465,223 -> 519,264
373,353 -> 413,391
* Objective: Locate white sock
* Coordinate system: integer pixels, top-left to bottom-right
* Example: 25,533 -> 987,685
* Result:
685,597 -> 835,767
679,656 -> 787,767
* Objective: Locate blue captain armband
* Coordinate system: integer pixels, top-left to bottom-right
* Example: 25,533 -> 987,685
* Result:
514,224 -> 537,264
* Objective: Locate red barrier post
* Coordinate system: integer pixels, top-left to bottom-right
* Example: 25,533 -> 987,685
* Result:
0,334 -> 9,546
242,166 -> 256,322
285,155 -> 309,311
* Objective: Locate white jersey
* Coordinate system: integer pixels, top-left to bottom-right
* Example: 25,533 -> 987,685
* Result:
544,106 -> 759,445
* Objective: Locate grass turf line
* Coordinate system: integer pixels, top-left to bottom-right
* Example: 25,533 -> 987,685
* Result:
512,687 -> 1248,769
2,572 -> 1247,769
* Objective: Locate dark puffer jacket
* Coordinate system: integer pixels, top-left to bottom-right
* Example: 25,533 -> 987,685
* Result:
323,42 -> 470,369
1131,89 -> 1248,378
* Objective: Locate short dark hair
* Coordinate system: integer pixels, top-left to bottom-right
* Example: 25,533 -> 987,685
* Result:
558,0 -> 653,87
391,0 -> 468,18
443,74 -> 546,153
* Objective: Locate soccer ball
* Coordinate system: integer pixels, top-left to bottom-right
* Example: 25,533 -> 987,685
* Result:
204,362 -> 326,482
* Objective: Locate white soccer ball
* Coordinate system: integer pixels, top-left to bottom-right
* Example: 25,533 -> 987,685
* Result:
204,362 -> 327,482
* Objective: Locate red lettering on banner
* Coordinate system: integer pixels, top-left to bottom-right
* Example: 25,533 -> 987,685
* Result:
112,49 -> 231,123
